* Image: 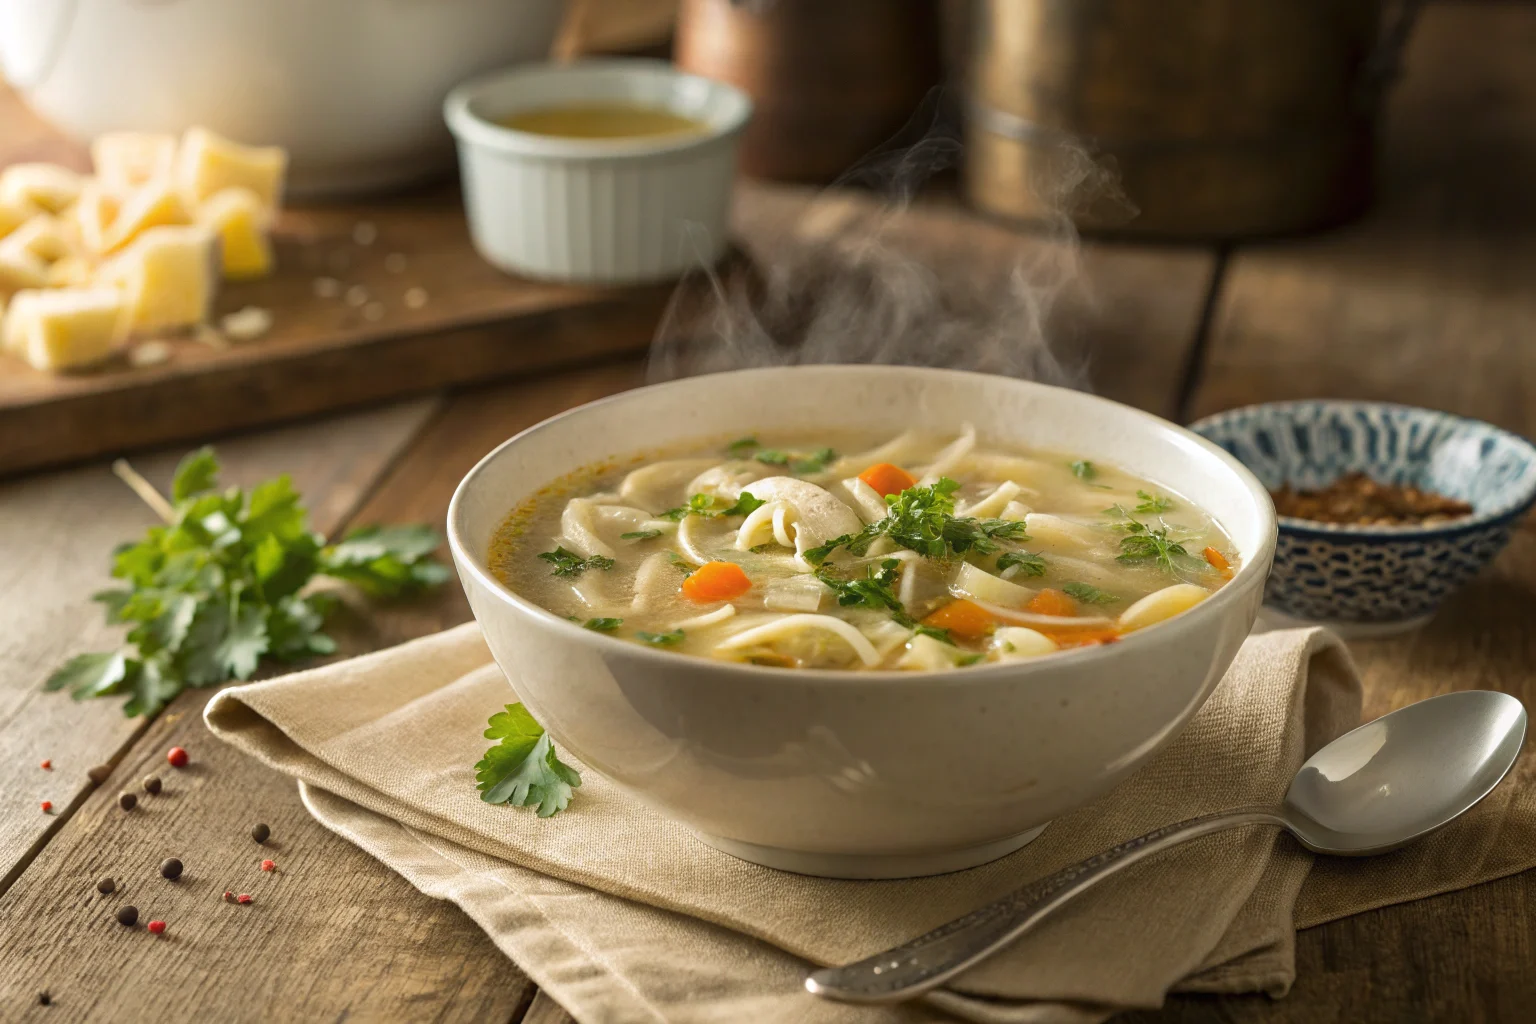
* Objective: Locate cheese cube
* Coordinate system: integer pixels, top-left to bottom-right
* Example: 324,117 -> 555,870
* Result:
47,255 -> 94,288
177,127 -> 287,210
0,163 -> 84,214
91,132 -> 178,193
98,225 -> 217,334
0,215 -> 73,263
20,287 -> 128,371
100,179 -> 191,255
0,250 -> 48,300
197,187 -> 273,280
70,182 -> 122,257
1,289 -> 38,353
0,193 -> 38,241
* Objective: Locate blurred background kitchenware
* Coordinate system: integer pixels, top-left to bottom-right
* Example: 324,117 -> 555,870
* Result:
962,0 -> 1426,239
673,0 -> 942,183
0,0 -> 566,196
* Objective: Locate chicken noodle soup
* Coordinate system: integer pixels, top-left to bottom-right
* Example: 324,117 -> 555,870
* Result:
491,429 -> 1239,670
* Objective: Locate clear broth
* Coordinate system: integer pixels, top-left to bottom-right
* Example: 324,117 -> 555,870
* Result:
498,104 -> 707,139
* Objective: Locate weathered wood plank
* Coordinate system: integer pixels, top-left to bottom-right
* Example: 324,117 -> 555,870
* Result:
1142,3 -> 1536,1022
0,398 -> 439,893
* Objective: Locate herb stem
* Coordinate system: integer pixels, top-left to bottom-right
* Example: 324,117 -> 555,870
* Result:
111,459 -> 175,524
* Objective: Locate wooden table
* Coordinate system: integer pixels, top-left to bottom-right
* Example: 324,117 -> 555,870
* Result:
3,3 -> 1534,1020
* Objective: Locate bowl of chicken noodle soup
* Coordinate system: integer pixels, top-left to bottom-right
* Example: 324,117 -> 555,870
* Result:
448,366 -> 1276,878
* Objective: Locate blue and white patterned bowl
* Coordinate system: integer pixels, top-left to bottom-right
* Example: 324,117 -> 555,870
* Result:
1190,401 -> 1536,633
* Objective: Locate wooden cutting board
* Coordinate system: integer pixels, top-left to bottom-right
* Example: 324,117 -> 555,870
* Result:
0,86 -> 674,478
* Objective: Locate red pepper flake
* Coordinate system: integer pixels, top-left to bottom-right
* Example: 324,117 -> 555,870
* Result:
147,920 -> 166,935
40,800 -> 52,813
236,893 -> 252,904
222,890 -> 235,903
260,859 -> 275,872
166,747 -> 189,768
40,759 -> 52,770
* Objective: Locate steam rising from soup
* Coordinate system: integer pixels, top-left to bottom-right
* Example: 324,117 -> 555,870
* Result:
492,427 -> 1236,671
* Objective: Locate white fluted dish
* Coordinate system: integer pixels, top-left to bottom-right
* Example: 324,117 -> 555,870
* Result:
447,367 -> 1278,878
444,59 -> 752,285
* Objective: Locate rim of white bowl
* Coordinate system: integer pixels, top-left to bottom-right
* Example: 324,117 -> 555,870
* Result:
444,57 -> 754,160
447,366 -> 1279,684
1190,399 -> 1536,538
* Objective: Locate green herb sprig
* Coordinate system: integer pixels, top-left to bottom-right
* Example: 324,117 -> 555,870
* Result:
658,491 -> 766,522
805,479 -> 1031,566
1062,582 -> 1118,605
475,703 -> 581,816
813,558 -> 952,643
46,447 -> 449,717
538,546 -> 616,578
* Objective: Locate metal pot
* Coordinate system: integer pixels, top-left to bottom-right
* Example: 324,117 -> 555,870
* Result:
963,0 -> 1424,239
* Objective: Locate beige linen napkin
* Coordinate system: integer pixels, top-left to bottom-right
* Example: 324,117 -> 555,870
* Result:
204,624 -> 1536,1023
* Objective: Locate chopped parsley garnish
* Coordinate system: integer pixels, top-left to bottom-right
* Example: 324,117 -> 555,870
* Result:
996,551 -> 1047,577
582,617 -> 623,632
1104,507 -> 1191,574
754,446 -> 838,475
1133,490 -> 1175,514
914,624 -> 954,645
475,703 -> 581,816
668,554 -> 695,576
637,628 -> 686,646
816,558 -> 906,616
620,529 -> 663,541
1062,582 -> 1117,605
805,479 -> 1031,565
1071,460 -> 1097,480
955,653 -> 986,667
727,436 -> 759,457
537,546 -> 616,578
658,491 -> 766,522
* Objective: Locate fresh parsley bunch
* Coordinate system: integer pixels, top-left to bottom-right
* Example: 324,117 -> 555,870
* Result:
46,446 -> 450,717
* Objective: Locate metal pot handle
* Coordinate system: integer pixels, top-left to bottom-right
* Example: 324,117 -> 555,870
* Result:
1355,0 -> 1427,113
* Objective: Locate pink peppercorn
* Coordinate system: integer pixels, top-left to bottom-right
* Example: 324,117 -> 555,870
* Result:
40,801 -> 52,813
261,859 -> 274,872
236,894 -> 252,904
147,920 -> 166,935
166,747 -> 189,768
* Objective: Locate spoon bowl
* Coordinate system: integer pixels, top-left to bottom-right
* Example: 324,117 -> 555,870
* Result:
1283,689 -> 1527,855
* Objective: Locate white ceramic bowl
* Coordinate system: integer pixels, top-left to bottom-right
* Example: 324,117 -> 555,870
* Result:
444,59 -> 752,285
0,0 -> 565,197
447,366 -> 1277,878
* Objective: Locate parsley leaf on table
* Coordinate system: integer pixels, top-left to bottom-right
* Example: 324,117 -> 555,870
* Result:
475,703 -> 582,816
537,546 -> 616,578
45,446 -> 448,717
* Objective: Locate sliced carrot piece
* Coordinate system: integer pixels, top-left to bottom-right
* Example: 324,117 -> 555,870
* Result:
920,599 -> 998,640
1040,627 -> 1121,648
1203,546 -> 1234,580
1026,588 -> 1079,617
858,462 -> 918,498
681,561 -> 752,602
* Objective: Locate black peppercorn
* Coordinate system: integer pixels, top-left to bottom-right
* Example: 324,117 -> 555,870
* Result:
97,877 -> 115,895
142,776 -> 162,795
159,858 -> 183,881
250,822 -> 271,844
86,764 -> 111,784
38,991 -> 51,1006
118,792 -> 137,811
116,905 -> 138,927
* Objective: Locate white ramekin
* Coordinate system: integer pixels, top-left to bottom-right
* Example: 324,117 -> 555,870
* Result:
444,59 -> 752,285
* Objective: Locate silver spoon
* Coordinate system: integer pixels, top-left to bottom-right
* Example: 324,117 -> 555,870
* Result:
806,689 -> 1526,1005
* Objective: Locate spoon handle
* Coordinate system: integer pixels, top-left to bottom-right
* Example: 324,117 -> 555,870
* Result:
804,806 -> 1288,1004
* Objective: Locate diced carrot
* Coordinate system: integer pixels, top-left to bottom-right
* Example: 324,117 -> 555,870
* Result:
858,462 -> 918,498
681,561 -> 752,602
1026,588 -> 1079,617
920,599 -> 998,640
1041,627 -> 1121,648
1204,546 -> 1234,580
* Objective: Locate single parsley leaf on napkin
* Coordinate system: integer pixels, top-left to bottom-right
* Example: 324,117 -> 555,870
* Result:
476,703 -> 582,816
45,446 -> 448,718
